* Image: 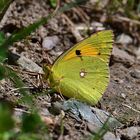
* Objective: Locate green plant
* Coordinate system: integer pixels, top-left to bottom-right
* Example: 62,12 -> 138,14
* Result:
0,0 -> 89,139
0,101 -> 49,140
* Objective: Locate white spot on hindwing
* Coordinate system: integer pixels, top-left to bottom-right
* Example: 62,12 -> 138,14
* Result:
80,72 -> 85,77
80,68 -> 87,78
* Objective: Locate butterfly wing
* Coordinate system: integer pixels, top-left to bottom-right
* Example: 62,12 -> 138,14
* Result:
49,30 -> 113,105
50,56 -> 109,104
54,30 -> 113,65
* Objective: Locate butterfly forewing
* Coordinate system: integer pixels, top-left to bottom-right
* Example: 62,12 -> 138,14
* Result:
53,30 -> 113,66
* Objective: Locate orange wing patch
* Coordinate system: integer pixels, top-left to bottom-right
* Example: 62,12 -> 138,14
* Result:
63,45 -> 99,61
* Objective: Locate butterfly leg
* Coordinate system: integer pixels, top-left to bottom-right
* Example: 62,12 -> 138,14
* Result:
57,85 -> 65,100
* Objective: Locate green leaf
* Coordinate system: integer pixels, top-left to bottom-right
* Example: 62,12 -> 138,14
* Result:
0,32 -> 7,62
17,134 -> 40,140
59,0 -> 87,13
0,102 -> 14,133
0,32 -> 5,44
49,0 -> 57,8
0,64 -> 6,80
0,0 -> 13,21
127,0 -> 134,10
21,113 -> 42,133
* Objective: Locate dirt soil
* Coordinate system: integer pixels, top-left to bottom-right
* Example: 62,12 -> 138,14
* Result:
0,0 -> 140,140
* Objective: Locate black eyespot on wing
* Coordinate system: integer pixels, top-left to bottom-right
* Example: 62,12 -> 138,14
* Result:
75,50 -> 81,56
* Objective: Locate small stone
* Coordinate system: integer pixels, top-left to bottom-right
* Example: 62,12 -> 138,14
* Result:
135,47 -> 140,60
112,47 -> 134,62
49,50 -> 63,57
14,93 -> 20,96
62,100 -> 122,129
103,132 -> 120,140
41,116 -> 54,125
121,93 -> 126,99
130,69 -> 140,79
42,36 -> 59,51
87,123 -> 100,133
75,23 -> 93,31
38,26 -> 48,38
121,126 -> 140,140
116,34 -> 133,44
91,21 -> 105,30
17,55 -> 44,74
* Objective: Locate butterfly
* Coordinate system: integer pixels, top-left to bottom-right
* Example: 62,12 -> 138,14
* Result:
46,30 -> 114,105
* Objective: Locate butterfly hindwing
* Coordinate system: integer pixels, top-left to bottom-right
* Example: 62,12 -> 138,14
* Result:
50,56 -> 109,105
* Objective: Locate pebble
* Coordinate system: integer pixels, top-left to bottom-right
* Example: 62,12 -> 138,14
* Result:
130,69 -> 140,79
103,132 -> 120,140
135,47 -> 140,60
116,33 -> 133,44
42,36 -> 59,51
91,21 -> 105,31
87,123 -> 100,133
121,126 -> 140,140
60,100 -> 122,129
17,55 -> 44,74
112,47 -> 134,62
121,93 -> 126,99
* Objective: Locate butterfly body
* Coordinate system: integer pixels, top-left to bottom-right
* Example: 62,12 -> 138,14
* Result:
48,30 -> 114,105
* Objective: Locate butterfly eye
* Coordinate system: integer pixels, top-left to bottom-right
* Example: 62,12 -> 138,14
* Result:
75,50 -> 81,56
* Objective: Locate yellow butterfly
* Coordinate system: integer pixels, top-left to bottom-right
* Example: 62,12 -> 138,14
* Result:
46,30 -> 114,105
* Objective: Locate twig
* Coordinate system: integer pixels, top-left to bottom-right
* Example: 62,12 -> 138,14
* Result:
61,13 -> 83,41
111,15 -> 140,25
9,65 -> 43,76
9,86 -> 34,92
52,0 -> 61,16
14,108 -> 30,114
122,103 -> 140,114
66,0 -> 89,22
78,6 -> 140,26
72,7 -> 89,22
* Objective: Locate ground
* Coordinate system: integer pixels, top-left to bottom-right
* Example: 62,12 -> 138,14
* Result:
0,0 -> 140,140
